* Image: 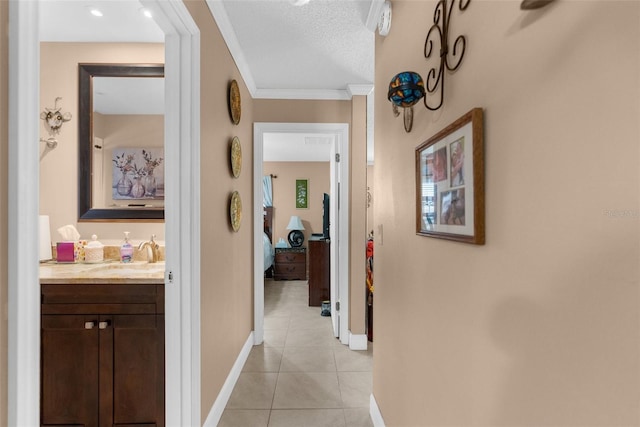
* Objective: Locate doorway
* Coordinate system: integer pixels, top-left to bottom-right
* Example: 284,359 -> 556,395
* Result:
253,123 -> 350,346
8,1 -> 201,425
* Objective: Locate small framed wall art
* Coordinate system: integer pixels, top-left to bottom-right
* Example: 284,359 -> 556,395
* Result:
415,107 -> 484,244
295,179 -> 308,209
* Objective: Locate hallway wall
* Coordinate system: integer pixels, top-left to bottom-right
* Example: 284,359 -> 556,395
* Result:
373,1 -> 639,425
184,0 -> 257,421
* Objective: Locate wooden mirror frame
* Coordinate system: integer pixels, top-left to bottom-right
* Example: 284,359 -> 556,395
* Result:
78,63 -> 165,221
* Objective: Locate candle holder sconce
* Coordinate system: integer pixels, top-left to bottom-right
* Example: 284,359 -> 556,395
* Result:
388,0 -> 471,132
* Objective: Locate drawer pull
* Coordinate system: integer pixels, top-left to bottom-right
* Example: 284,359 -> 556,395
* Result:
84,321 -> 96,329
99,320 -> 111,330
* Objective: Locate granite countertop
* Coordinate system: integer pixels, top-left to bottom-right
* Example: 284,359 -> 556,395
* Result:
40,260 -> 165,284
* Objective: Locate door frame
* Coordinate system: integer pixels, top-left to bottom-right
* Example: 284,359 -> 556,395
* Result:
7,1 -> 201,425
253,122 -> 350,345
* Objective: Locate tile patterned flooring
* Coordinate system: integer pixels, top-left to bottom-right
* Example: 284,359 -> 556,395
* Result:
219,279 -> 374,427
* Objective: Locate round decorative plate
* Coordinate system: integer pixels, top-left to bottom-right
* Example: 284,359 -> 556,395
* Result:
228,80 -> 241,125
230,191 -> 242,232
231,136 -> 242,178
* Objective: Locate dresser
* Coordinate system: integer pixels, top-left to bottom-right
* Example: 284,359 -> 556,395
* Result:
308,238 -> 330,306
274,247 -> 307,280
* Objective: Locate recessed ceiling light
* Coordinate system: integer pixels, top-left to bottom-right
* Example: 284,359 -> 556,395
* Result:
141,8 -> 153,18
90,8 -> 103,17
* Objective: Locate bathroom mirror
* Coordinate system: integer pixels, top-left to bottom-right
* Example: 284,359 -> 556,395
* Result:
78,63 -> 165,221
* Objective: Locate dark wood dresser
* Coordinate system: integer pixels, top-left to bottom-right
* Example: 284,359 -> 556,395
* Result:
308,238 -> 330,306
274,247 -> 307,280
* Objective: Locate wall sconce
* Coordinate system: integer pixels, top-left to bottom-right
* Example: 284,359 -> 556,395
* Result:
388,71 -> 426,133
388,0 -> 471,132
286,215 -> 305,247
40,97 -> 72,148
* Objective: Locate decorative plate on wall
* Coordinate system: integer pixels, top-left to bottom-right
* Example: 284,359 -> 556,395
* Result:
230,190 -> 242,232
228,80 -> 241,125
230,136 -> 242,178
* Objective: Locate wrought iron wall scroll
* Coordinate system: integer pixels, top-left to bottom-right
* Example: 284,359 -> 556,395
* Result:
423,0 -> 471,111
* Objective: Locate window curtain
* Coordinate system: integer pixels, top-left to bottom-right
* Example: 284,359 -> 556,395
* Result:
263,175 -> 273,207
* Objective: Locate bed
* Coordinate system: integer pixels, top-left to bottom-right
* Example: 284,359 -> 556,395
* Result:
263,206 -> 275,275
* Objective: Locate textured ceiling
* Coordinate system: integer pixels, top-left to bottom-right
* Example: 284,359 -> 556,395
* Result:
213,0 -> 376,99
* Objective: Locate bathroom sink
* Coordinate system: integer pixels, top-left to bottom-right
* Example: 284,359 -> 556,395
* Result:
40,260 -> 166,283
85,261 -> 166,277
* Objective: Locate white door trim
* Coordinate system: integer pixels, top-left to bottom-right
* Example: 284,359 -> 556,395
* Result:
145,1 -> 201,425
8,2 -> 41,424
253,122 -> 350,345
8,1 -> 201,425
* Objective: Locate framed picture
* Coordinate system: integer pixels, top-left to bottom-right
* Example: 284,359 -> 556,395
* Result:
415,108 -> 484,244
112,147 -> 164,201
295,179 -> 308,209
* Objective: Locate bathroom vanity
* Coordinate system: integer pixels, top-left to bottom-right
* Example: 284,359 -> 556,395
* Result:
39,262 -> 165,427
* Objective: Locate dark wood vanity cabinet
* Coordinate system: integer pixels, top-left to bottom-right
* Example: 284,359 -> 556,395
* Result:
41,284 -> 164,427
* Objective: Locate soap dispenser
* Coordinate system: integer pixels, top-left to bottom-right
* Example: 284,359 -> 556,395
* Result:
120,231 -> 134,263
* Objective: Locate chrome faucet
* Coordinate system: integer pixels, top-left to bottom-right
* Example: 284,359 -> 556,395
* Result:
138,235 -> 160,263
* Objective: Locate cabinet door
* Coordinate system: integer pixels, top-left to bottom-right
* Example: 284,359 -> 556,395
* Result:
41,314 -> 100,427
109,314 -> 165,427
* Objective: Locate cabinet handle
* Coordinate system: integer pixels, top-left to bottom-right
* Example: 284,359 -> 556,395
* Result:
84,321 -> 96,329
98,320 -> 111,330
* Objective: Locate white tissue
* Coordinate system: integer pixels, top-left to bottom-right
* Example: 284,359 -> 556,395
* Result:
57,224 -> 81,241
275,238 -> 287,248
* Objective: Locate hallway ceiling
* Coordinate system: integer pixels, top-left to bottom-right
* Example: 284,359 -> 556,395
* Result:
40,0 -> 381,161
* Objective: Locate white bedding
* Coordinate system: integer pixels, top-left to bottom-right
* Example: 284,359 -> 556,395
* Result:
263,232 -> 274,271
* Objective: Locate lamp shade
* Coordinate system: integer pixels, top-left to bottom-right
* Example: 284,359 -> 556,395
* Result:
286,215 -> 305,230
388,71 -> 425,108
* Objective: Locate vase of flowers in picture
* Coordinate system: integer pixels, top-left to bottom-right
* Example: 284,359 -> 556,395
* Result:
113,152 -> 135,196
142,149 -> 163,197
130,166 -> 146,199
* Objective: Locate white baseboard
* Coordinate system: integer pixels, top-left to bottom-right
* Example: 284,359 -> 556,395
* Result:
349,332 -> 368,350
203,332 -> 254,426
370,393 -> 386,427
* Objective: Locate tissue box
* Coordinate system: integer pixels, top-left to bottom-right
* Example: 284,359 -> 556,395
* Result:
56,242 -> 76,263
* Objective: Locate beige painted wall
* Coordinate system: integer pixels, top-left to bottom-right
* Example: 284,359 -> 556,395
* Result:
367,165 -> 374,236
0,1 -> 8,422
184,1 -> 256,420
373,1 -> 639,425
40,42 -> 165,243
264,162 -> 330,246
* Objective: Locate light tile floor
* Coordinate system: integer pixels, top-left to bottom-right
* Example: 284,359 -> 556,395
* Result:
219,279 -> 374,427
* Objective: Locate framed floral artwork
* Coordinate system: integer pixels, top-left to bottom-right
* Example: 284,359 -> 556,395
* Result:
415,108 -> 484,244
112,148 -> 164,200
295,179 -> 308,209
